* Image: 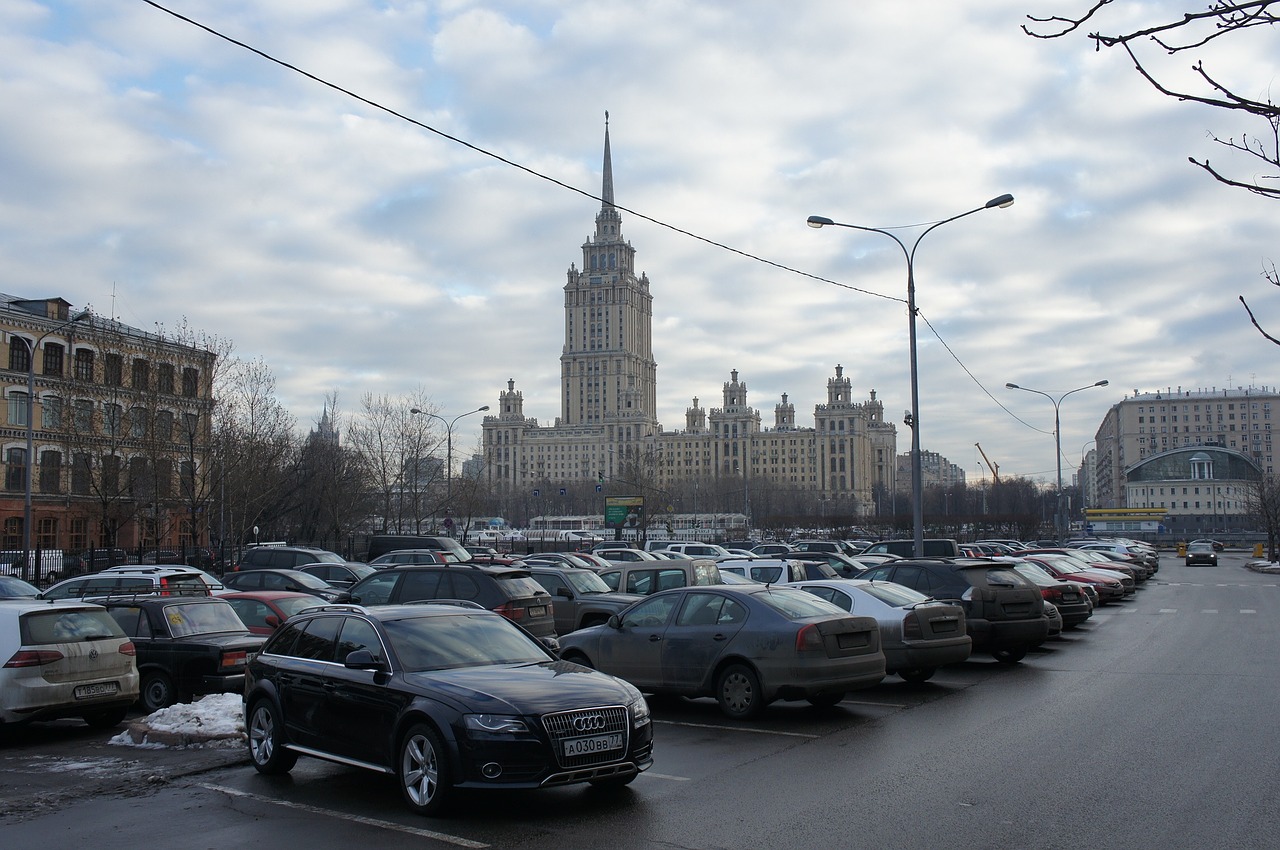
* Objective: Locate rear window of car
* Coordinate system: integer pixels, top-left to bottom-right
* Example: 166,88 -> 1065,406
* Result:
160,601 -> 247,637
160,574 -> 209,593
494,575 -> 551,599
21,608 -> 125,644
753,587 -> 846,619
859,582 -> 930,607
972,567 -> 1025,588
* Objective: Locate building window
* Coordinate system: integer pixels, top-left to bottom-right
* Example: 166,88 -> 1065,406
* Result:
7,392 -> 28,427
182,367 -> 199,398
74,349 -> 94,381
43,343 -> 64,377
101,454 -> 120,496
41,395 -> 62,430
132,358 -> 149,390
104,404 -> 122,437
71,453 -> 91,495
8,338 -> 31,372
74,399 -> 93,432
38,450 -> 61,494
104,353 -> 123,387
129,407 -> 147,439
5,448 -> 26,491
158,363 -> 175,394
155,410 -> 173,442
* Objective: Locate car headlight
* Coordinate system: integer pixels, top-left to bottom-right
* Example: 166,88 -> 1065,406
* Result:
629,695 -> 651,729
464,714 -> 529,735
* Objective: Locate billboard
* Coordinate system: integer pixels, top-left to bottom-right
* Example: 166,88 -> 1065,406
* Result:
604,495 -> 645,530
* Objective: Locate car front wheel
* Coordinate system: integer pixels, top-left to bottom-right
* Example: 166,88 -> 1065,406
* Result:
399,723 -> 451,816
248,699 -> 297,774
139,671 -> 177,712
992,647 -> 1027,664
898,667 -> 936,683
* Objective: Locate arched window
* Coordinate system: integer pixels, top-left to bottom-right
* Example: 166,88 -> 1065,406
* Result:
8,338 -> 31,372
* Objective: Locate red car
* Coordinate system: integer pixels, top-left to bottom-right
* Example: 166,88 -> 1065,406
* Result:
219,591 -> 322,636
1022,555 -> 1128,604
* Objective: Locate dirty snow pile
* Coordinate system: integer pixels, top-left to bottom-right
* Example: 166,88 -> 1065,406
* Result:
108,693 -> 245,749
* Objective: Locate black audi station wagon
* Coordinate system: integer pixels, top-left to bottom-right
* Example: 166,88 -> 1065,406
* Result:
244,602 -> 653,815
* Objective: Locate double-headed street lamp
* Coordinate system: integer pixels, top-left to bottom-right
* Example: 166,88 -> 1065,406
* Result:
21,310 -> 91,579
1005,380 -> 1109,543
808,193 -> 1015,558
409,405 -> 490,512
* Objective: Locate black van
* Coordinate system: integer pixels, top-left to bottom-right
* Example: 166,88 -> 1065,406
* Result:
365,535 -> 471,562
861,539 -> 960,558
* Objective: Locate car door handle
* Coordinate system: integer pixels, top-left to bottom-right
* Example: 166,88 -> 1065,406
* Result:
648,635 -> 661,642
712,634 -> 727,641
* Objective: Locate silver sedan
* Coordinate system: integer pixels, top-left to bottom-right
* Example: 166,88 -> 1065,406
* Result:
790,579 -> 972,683
558,584 -> 886,719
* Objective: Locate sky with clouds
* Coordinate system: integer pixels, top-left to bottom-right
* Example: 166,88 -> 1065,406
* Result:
2,0 -> 1277,488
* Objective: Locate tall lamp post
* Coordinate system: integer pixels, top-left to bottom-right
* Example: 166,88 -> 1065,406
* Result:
1005,380 -> 1109,543
21,310 -> 91,580
808,193 -> 1015,558
410,405 -> 490,529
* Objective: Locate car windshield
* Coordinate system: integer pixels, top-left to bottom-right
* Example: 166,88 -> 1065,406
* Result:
315,552 -> 347,564
161,601 -> 248,637
291,572 -> 336,590
0,576 -> 39,597
753,586 -> 846,619
275,596 -> 323,618
383,613 -> 550,671
859,581 -> 930,607
563,570 -> 611,594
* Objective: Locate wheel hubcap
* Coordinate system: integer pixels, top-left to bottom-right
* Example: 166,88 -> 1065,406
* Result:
402,734 -> 439,806
723,672 -> 752,713
249,708 -> 273,764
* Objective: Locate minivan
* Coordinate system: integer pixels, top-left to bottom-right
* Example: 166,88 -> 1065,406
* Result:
365,535 -> 471,562
861,539 -> 960,558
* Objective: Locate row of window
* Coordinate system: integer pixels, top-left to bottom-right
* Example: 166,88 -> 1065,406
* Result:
3,449 -> 195,496
4,393 -> 199,440
6,343 -> 200,397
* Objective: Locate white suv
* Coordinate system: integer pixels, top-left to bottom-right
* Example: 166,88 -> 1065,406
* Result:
653,542 -> 734,559
0,599 -> 139,728
40,566 -> 221,600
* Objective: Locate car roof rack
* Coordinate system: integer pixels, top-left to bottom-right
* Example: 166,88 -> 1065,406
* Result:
403,599 -> 487,610
297,603 -> 371,615
90,589 -> 217,603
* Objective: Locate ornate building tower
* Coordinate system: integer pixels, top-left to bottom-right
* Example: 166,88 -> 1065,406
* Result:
559,115 -> 658,436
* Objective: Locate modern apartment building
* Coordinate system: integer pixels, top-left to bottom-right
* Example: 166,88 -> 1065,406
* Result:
481,122 -> 898,516
0,295 -> 216,556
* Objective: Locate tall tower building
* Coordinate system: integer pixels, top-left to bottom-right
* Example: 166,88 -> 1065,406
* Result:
559,115 -> 658,432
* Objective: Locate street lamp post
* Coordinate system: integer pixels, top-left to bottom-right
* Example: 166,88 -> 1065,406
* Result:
808,194 -> 1015,558
1005,380 -> 1109,544
21,310 -> 91,580
410,405 -> 490,532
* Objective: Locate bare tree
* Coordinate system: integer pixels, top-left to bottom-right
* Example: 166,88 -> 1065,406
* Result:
1025,3 -> 1280,334
1243,472 -> 1280,560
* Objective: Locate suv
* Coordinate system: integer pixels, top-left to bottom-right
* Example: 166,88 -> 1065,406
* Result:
235,545 -> 348,572
244,603 -> 653,815
342,564 -> 557,643
716,558 -> 841,583
861,539 -> 961,558
101,596 -> 265,711
365,535 -> 472,562
857,558 -> 1048,663
525,564 -> 644,634
596,559 -> 722,595
40,566 -> 219,600
652,542 -> 734,559
0,599 -> 139,728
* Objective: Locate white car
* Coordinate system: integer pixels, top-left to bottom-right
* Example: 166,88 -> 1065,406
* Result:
0,599 -> 140,728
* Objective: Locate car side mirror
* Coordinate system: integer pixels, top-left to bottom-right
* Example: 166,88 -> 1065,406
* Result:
607,614 -> 622,629
264,615 -> 280,630
556,587 -> 574,599
334,591 -> 354,603
344,649 -> 387,671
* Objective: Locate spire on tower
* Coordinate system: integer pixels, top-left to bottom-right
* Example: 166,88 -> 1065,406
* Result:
601,111 -> 614,210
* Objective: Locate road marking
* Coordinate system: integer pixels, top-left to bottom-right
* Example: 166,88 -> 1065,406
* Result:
1201,609 -> 1218,614
640,771 -> 690,781
198,783 -> 488,847
843,699 -> 908,709
1158,609 -> 1178,614
1242,609 -> 1257,614
654,719 -> 818,739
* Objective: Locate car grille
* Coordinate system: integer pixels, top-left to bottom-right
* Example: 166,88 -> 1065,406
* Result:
542,706 -> 629,768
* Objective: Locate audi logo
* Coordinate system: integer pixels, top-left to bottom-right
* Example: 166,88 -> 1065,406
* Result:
572,713 -> 607,732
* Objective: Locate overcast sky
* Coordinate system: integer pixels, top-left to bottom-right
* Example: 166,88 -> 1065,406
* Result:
3,1 -> 1277,488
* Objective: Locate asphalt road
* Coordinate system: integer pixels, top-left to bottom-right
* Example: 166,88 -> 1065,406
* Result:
3,554 -> 1277,849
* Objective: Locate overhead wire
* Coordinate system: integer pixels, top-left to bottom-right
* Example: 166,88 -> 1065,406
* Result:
142,0 -> 1047,457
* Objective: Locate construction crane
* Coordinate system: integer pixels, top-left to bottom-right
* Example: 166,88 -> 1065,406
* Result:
975,443 -> 1000,484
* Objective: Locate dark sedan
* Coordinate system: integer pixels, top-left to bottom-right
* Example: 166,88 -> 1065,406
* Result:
1185,542 -> 1219,566
245,603 -> 652,815
558,584 -> 886,719
220,569 -> 344,601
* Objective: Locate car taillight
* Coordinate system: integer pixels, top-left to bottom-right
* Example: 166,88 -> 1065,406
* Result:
795,623 -> 824,652
1042,586 -> 1064,602
902,612 -> 922,639
4,649 -> 64,668
119,641 -> 136,657
493,602 -> 524,621
159,577 -> 171,595
221,651 -> 247,669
